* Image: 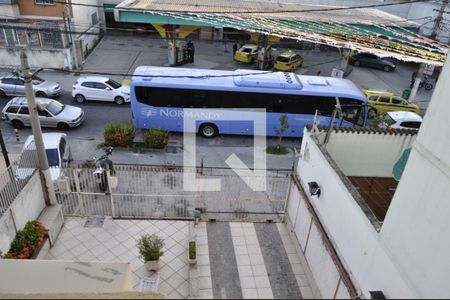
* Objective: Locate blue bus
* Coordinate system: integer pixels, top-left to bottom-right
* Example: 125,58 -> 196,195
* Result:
130,66 -> 367,138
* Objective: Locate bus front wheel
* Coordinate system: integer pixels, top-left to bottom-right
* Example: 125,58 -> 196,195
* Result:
199,123 -> 218,138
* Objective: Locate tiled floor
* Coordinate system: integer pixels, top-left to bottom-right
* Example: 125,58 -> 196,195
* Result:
194,222 -> 214,299
46,217 -> 190,298
231,223 -> 274,299
47,217 -> 316,299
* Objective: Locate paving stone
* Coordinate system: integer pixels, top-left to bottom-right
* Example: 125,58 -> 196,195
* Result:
207,222 -> 243,299
255,223 -> 302,299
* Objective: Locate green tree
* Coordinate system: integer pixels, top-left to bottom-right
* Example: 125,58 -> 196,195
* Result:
274,114 -> 289,148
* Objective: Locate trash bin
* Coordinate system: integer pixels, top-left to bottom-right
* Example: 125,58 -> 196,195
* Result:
193,209 -> 201,224
402,89 -> 411,100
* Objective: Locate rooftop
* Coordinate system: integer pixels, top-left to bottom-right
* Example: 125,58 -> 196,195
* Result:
306,125 -> 417,227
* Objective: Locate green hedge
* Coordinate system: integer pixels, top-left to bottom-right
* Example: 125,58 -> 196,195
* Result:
143,128 -> 169,149
104,122 -> 135,147
3,221 -> 47,259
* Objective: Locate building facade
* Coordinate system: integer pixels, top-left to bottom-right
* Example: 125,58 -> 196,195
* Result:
0,0 -> 101,69
294,54 -> 450,298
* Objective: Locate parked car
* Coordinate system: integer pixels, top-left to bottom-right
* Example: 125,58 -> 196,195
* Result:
1,97 -> 84,130
16,133 -> 72,180
0,70 -> 61,98
234,44 -> 261,64
362,89 -> 420,116
273,51 -> 303,71
72,77 -> 131,105
349,53 -> 396,72
379,111 -> 422,130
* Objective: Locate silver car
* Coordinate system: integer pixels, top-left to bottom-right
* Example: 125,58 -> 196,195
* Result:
1,97 -> 84,130
0,70 -> 61,98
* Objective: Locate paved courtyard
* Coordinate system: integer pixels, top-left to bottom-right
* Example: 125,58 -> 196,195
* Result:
46,217 -> 316,299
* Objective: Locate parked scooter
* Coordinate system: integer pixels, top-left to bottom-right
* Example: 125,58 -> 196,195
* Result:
93,147 -> 115,192
410,74 -> 433,91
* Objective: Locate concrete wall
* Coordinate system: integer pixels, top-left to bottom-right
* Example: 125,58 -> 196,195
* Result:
0,3 -> 19,18
0,47 -> 73,69
77,26 -> 101,61
285,182 -> 345,299
407,2 -> 450,43
294,131 -> 416,298
72,0 -> 101,29
319,130 -> 416,177
0,172 -> 46,254
380,57 -> 450,298
0,259 -> 133,293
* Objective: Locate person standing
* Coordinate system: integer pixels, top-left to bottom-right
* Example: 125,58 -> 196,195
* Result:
190,42 -> 195,63
233,43 -> 238,56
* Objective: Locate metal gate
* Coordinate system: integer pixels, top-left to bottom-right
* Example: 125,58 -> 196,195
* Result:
54,164 -> 291,222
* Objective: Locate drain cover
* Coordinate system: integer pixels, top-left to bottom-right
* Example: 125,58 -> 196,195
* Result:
84,216 -> 105,228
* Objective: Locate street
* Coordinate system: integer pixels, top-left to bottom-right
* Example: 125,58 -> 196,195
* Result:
0,34 -> 437,169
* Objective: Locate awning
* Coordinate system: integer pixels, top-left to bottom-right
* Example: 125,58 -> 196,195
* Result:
393,148 -> 412,181
115,0 -> 449,65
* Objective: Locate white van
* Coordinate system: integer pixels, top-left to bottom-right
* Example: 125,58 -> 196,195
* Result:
16,133 -> 72,181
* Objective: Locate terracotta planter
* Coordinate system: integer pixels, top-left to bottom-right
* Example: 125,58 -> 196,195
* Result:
145,259 -> 161,271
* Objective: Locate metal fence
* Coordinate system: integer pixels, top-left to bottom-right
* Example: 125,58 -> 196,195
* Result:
55,164 -> 291,222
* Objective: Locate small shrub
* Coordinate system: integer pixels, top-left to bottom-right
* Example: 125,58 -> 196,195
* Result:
143,128 -> 169,149
104,122 -> 135,147
137,234 -> 164,262
3,221 -> 47,259
266,145 -> 289,155
189,240 -> 196,260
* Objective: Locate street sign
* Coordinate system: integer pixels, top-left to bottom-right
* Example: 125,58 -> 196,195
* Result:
331,68 -> 344,78
423,63 -> 435,76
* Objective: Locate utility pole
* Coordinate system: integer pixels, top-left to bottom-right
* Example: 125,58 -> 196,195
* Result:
20,52 -> 57,205
0,128 -> 10,168
430,0 -> 449,40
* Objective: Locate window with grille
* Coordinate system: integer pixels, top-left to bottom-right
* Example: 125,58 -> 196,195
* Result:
35,0 -> 55,4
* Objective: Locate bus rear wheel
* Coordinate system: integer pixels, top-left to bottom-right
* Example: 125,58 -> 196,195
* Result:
199,123 -> 218,138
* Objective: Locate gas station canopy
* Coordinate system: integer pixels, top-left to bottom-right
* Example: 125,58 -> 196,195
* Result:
115,0 -> 448,65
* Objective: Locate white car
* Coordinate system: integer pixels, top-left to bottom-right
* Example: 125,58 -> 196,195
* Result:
72,77 -> 130,105
381,111 -> 422,130
16,133 -> 72,181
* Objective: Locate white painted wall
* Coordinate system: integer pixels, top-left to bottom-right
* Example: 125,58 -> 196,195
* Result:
407,2 -> 450,43
0,3 -> 20,18
0,259 -> 133,293
0,47 -> 73,69
380,57 -> 450,298
72,0 -> 101,30
321,130 -> 416,177
294,131 -> 416,298
0,172 -> 46,254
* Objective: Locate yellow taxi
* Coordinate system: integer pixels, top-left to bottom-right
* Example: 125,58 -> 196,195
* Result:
234,44 -> 261,64
362,89 -> 420,116
273,51 -> 303,71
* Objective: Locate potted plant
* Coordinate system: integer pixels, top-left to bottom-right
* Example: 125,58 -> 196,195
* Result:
137,233 -> 164,271
188,240 -> 197,265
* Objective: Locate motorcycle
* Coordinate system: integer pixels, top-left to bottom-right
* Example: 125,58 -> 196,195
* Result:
410,75 -> 433,91
93,147 -> 115,192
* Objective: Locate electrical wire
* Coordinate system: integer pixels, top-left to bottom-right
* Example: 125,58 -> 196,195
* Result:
0,58 -> 342,79
52,0 -> 437,14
